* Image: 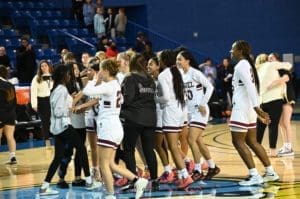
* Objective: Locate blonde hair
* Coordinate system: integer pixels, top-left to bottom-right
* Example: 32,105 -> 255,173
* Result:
255,53 -> 268,68
95,51 -> 107,62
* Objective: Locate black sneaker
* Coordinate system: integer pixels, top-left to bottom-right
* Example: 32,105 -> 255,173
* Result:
57,180 -> 69,189
72,179 -> 86,187
151,180 -> 160,191
119,181 -> 134,191
5,157 -> 17,165
204,166 -> 220,180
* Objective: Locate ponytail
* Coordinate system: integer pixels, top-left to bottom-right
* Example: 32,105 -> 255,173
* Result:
170,66 -> 185,107
245,55 -> 260,93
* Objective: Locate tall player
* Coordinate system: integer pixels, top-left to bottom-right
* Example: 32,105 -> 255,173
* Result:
228,40 -> 279,186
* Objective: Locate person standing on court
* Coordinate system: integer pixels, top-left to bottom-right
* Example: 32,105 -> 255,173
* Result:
0,65 -> 17,164
228,40 -> 279,186
30,60 -> 53,142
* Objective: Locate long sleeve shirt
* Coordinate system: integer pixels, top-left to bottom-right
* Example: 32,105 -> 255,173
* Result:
30,75 -> 53,109
256,61 -> 292,104
50,85 -> 73,135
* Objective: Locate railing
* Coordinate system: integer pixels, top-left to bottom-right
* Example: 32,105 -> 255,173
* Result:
126,20 -> 209,63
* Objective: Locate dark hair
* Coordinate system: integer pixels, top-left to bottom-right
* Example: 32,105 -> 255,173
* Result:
88,57 -> 100,71
269,52 -> 281,61
130,54 -> 150,76
173,46 -> 188,56
160,50 -> 185,107
101,59 -> 119,77
36,60 -> 54,83
149,56 -> 159,66
234,40 -> 260,93
65,63 -> 83,94
0,65 -> 15,103
178,50 -> 199,69
0,65 -> 8,79
51,64 -> 70,92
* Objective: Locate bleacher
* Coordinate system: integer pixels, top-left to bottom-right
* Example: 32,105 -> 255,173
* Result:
0,0 -> 101,69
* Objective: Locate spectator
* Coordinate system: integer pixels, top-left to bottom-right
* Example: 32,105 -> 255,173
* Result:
83,0 -> 96,33
94,7 -> 106,38
135,32 -> 148,53
105,42 -> 118,58
199,58 -> 217,86
0,65 -> 17,164
114,8 -> 127,38
217,57 -> 233,108
96,35 -> 109,52
72,0 -> 84,22
30,60 -> 54,142
0,46 -> 11,69
104,8 -> 116,39
142,41 -> 156,61
16,37 -> 36,83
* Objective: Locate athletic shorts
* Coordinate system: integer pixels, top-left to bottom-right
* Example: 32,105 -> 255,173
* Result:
162,104 -> 184,133
97,117 -> 123,149
188,104 -> 209,130
229,108 -> 257,132
0,112 -> 16,128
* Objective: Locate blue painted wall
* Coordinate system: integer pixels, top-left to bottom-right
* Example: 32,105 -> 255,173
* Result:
103,0 -> 300,60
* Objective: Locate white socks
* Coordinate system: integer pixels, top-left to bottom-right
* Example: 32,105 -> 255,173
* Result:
207,159 -> 215,168
164,165 -> 172,173
85,176 -> 92,184
9,152 -> 16,159
249,168 -> 259,176
41,182 -> 50,189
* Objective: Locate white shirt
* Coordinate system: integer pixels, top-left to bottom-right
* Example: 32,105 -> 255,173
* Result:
83,79 -> 122,119
30,75 -> 53,109
232,59 -> 259,109
182,67 -> 214,113
157,68 -> 179,107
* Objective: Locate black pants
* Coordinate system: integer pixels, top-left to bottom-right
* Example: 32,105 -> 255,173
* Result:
37,97 -> 50,140
59,128 -> 87,178
256,99 -> 283,149
122,120 -> 158,180
44,126 -> 90,182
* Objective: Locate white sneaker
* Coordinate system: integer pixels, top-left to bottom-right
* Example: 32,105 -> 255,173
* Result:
105,195 -> 116,199
238,174 -> 263,186
277,148 -> 294,157
86,181 -> 102,190
39,187 -> 59,196
263,172 -> 279,182
134,178 -> 148,199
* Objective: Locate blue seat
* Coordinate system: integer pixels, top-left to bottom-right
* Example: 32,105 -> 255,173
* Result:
31,11 -> 42,18
35,49 -> 44,58
43,48 -> 57,57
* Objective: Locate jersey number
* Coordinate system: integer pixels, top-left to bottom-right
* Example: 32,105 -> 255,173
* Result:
116,91 -> 122,108
186,90 -> 193,100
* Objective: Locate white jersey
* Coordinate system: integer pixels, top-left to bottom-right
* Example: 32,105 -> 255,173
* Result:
182,67 -> 214,113
231,59 -> 259,110
83,79 -> 122,120
83,80 -> 99,129
157,67 -> 179,107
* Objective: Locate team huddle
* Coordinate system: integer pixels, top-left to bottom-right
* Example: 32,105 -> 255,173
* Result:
39,40 -> 283,198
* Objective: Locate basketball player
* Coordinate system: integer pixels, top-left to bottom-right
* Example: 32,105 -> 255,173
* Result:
176,50 -> 220,181
81,59 -> 148,199
229,40 -> 279,186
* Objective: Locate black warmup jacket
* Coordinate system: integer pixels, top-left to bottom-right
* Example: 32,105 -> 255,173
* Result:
120,72 -> 156,127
